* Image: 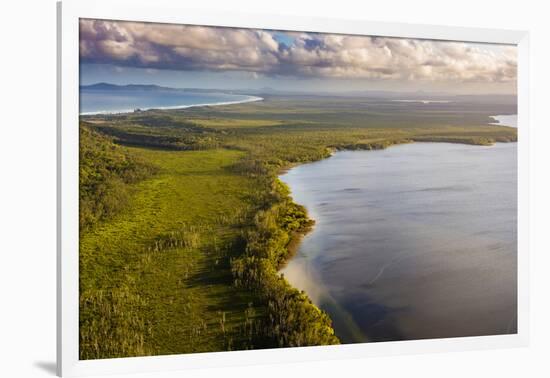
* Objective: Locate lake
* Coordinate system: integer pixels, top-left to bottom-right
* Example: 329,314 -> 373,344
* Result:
280,142 -> 517,343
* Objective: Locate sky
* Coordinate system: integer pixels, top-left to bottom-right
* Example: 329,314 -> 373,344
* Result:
80,19 -> 517,95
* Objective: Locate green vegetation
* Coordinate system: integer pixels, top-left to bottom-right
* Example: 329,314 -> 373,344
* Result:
80,95 -> 517,358
80,144 -> 267,358
231,183 -> 338,346
79,126 -> 157,230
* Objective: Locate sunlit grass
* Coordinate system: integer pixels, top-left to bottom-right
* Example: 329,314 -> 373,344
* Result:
189,118 -> 286,129
79,148 -> 269,359
80,96 -> 517,358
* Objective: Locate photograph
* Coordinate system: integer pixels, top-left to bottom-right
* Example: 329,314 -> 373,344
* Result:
78,18 -> 518,360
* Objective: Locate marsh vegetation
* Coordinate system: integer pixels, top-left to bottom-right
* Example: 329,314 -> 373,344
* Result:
79,95 -> 517,358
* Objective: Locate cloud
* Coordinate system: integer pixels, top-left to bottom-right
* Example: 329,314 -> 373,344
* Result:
80,19 -> 280,73
80,19 -> 516,84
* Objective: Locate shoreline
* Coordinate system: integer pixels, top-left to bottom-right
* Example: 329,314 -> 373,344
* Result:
278,139 -> 518,259
392,99 -> 451,104
276,139 -> 518,342
79,95 -> 264,116
79,97 -> 519,354
488,114 -> 518,128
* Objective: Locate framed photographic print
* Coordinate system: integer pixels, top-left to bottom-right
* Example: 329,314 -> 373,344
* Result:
57,0 -> 529,376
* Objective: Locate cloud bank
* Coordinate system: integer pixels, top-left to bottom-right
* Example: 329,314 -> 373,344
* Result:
80,19 -> 517,84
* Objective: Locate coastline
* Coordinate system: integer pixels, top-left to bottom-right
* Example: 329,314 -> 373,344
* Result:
278,138 -> 519,260
79,95 -> 264,116
278,222 -> 316,271
489,114 -> 518,128
392,99 -> 451,104
78,88 -> 519,354
276,139 -> 519,342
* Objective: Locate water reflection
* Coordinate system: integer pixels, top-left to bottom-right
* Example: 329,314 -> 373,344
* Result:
280,142 -> 517,342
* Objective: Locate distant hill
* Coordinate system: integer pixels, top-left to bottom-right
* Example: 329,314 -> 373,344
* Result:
80,83 -> 237,94
81,83 -> 172,91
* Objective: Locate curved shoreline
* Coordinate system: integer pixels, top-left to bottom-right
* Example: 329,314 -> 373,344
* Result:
272,141 -> 406,342
276,139 -> 518,342
80,95 -> 264,116
489,114 -> 518,128
277,139 -> 519,268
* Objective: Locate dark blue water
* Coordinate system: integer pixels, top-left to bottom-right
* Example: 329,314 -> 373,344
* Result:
79,88 -> 262,115
280,142 -> 517,343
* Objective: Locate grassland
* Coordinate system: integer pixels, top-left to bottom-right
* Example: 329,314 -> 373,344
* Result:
80,95 -> 517,358
80,147 -> 271,358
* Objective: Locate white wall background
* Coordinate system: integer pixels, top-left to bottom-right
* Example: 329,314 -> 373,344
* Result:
1,0 -> 548,377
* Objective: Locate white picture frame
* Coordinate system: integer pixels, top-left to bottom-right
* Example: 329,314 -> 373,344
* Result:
57,1 -> 530,376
